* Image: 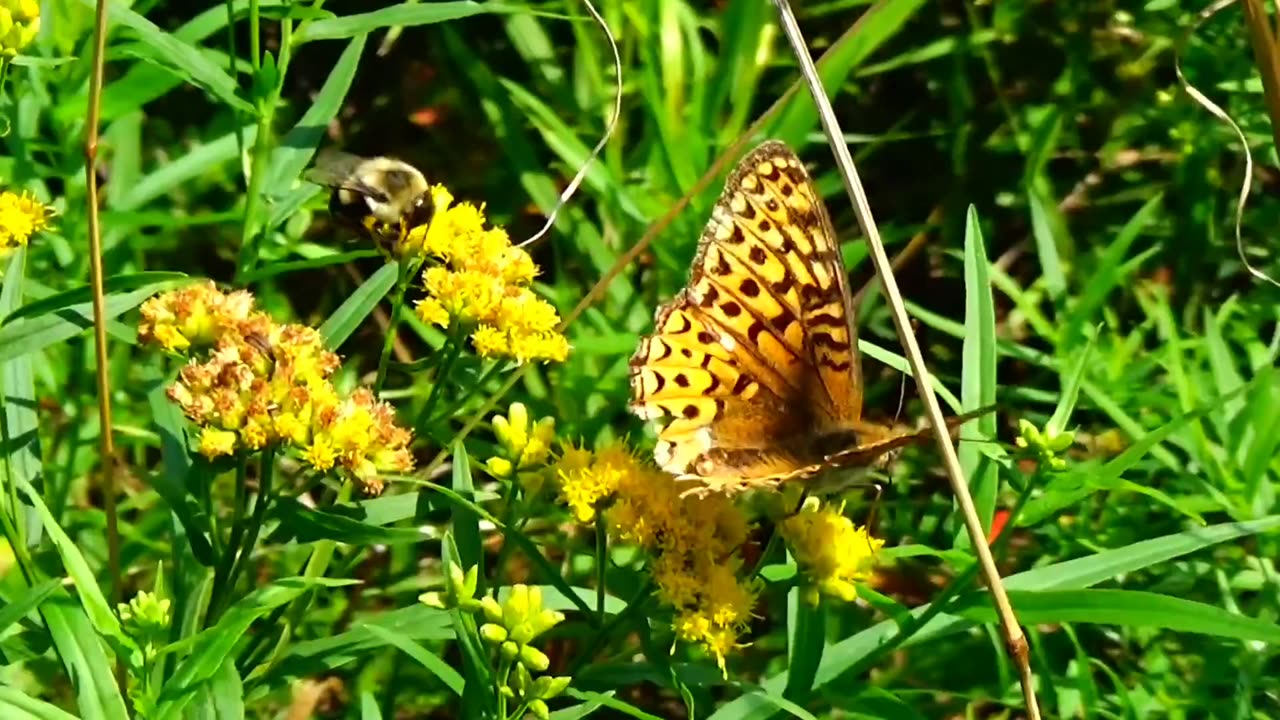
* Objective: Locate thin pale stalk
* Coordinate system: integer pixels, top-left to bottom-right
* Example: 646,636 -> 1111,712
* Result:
769,1 -> 1041,718
594,513 -> 607,618
85,0 -> 122,691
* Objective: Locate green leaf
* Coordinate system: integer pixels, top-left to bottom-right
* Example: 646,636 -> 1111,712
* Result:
317,261 -> 399,349
77,0 -> 253,113
957,205 -> 998,542
0,579 -> 59,636
16,480 -> 127,647
706,516 -> 1280,720
146,370 -> 216,566
268,496 -> 430,545
297,1 -> 509,43
450,441 -> 483,583
952,589 -> 1280,644
1059,193 -> 1162,346
0,280 -> 186,363
265,35 -> 367,193
156,578 -> 357,718
782,588 -> 825,703
360,623 -> 465,695
264,605 -> 453,680
0,686 -> 84,720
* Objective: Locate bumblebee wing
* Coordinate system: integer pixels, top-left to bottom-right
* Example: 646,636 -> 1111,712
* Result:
303,151 -> 390,201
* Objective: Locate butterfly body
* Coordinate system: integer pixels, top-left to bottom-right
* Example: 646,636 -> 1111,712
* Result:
630,141 -> 989,494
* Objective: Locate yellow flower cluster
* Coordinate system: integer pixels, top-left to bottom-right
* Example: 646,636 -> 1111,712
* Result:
409,190 -> 569,364
0,189 -> 52,257
0,0 -> 39,57
555,441 -> 758,675
779,498 -> 884,606
139,282 -> 414,494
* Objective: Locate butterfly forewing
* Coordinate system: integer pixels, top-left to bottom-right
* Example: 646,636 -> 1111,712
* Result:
630,141 -> 869,487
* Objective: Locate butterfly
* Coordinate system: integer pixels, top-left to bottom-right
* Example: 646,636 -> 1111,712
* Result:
628,140 -> 993,495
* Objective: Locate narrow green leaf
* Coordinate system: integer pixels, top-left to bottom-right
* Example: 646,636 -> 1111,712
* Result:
317,261 -> 399,349
266,35 -> 367,192
957,205 -> 998,542
1060,193 -> 1162,346
0,686 -> 83,720
157,578 -> 357,718
0,579 -> 59,635
0,281 -> 184,363
16,480 -> 126,646
76,0 -> 253,113
782,589 -> 825,703
268,496 -> 430,545
451,441 -> 483,580
361,622 -> 465,695
1026,186 -> 1067,299
298,2 -> 507,43
952,589 -> 1280,644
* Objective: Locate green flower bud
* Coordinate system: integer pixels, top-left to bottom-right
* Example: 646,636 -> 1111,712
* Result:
486,456 -> 515,478
447,561 -> 467,595
419,591 -> 446,609
533,609 -> 565,635
531,675 -> 571,700
501,640 -> 520,662
512,662 -> 533,694
480,595 -> 504,623
510,621 -> 535,645
463,565 -> 479,596
529,699 -> 550,720
1045,429 -> 1076,453
480,623 -> 508,645
457,597 -> 484,614
519,644 -> 550,672
499,686 -> 516,699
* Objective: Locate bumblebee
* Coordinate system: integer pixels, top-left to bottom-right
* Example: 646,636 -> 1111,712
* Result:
304,150 -> 435,255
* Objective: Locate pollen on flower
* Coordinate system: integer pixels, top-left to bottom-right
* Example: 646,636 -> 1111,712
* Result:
552,440 -> 759,674
0,189 -> 53,256
141,284 -> 414,495
780,499 -> 884,604
409,194 -> 570,364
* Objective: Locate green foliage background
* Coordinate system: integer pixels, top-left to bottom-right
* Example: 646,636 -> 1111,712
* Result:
1,0 -> 1279,718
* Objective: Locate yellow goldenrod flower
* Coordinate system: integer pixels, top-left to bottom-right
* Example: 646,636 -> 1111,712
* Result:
144,285 -> 413,495
0,0 -> 40,57
408,194 -> 568,364
780,498 -> 884,605
0,189 -> 52,255
553,440 -> 759,674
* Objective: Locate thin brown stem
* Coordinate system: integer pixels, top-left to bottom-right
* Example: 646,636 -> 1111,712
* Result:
85,0 -> 122,693
770,1 -> 1041,717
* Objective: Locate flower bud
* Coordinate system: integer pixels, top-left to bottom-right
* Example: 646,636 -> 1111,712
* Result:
419,591 -> 446,609
500,640 -> 519,662
509,621 -> 535,645
532,675 -> 571,700
519,644 -> 550,672
480,595 -> 504,624
479,623 -> 508,645
529,699 -> 549,720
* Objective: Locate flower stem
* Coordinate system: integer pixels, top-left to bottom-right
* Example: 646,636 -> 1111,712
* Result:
207,455 -> 249,624
374,258 -> 414,394
252,480 -> 354,679
219,446 -> 276,619
415,321 -> 466,427
595,513 -> 608,620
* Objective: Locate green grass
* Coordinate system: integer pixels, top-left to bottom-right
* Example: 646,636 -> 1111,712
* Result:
2,1 -> 1280,718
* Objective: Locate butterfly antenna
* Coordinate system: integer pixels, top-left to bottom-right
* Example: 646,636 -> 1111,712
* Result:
865,482 -> 884,553
516,0 -> 621,250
